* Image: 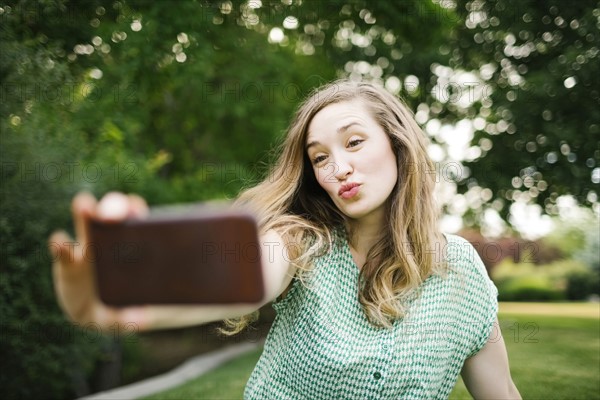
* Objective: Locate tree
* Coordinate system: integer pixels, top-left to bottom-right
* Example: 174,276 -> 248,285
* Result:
2,0 -> 597,397
452,0 -> 600,221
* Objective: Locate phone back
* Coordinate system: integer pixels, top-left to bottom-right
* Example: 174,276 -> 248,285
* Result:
88,211 -> 264,306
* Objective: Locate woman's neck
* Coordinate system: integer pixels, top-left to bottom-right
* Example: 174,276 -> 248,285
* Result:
344,210 -> 386,258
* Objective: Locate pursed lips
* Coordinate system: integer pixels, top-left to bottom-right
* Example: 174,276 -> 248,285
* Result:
338,182 -> 361,199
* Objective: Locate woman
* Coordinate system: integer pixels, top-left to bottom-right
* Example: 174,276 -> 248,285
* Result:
50,80 -> 521,399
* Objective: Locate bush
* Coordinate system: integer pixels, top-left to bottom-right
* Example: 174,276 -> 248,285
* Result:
498,276 -> 564,302
565,270 -> 600,300
0,128 -> 103,399
493,259 -> 594,302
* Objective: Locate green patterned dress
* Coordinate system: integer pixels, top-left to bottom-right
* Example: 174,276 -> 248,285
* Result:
244,229 -> 498,399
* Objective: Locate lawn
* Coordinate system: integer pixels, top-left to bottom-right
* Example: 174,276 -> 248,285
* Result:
143,303 -> 600,400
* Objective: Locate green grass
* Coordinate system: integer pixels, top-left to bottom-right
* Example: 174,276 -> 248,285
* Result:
142,348 -> 262,400
143,306 -> 600,400
449,314 -> 600,399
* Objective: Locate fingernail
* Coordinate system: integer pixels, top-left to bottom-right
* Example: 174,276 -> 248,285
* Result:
98,193 -> 128,220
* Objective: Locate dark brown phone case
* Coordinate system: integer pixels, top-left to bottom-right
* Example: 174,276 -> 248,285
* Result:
88,209 -> 264,306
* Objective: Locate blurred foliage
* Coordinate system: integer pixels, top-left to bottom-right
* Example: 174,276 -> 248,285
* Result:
492,210 -> 599,301
458,227 -> 567,274
576,223 -> 600,273
1,0 -> 598,398
1,119 -> 107,397
541,208 -> 600,270
493,258 -> 598,301
453,0 -> 600,221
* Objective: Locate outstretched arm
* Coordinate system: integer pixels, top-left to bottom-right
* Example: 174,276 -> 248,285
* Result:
50,192 -> 296,332
461,317 -> 522,399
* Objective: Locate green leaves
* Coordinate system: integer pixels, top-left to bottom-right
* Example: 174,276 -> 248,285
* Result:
453,0 -> 600,219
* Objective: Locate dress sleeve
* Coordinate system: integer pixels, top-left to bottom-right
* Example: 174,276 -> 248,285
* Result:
465,241 -> 499,358
271,274 -> 301,313
446,235 -> 499,358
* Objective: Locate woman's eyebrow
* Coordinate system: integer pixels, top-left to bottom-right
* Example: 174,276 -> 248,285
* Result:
306,122 -> 364,150
337,121 -> 362,134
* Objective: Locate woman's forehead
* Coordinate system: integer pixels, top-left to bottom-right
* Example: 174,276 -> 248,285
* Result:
306,100 -> 375,142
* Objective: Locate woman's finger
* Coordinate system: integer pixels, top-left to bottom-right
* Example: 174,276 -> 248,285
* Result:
72,191 -> 97,247
127,193 -> 149,219
116,306 -> 149,332
96,191 -> 130,222
48,230 -> 73,266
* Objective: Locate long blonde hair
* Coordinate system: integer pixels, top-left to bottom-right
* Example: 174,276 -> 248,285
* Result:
222,79 -> 446,333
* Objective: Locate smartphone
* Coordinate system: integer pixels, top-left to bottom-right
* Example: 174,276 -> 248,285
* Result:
87,205 -> 264,306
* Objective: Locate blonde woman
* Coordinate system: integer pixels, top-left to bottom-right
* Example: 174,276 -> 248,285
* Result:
50,80 -> 521,399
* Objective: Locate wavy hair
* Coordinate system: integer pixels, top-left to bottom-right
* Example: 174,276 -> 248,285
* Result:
221,79 -> 446,334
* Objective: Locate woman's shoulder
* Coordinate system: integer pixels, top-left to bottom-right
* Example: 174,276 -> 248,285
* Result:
442,233 -> 490,280
442,233 -> 479,259
443,232 -> 476,251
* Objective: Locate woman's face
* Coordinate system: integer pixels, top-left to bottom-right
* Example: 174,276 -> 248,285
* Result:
306,100 -> 398,222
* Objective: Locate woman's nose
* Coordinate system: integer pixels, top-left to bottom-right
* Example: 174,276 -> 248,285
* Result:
332,155 -> 353,181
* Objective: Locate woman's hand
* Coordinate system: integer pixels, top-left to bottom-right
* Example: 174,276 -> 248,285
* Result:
49,191 -> 150,331
49,192 -> 296,333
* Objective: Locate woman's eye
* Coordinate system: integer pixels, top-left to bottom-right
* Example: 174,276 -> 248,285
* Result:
348,139 -> 363,148
312,155 -> 327,165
